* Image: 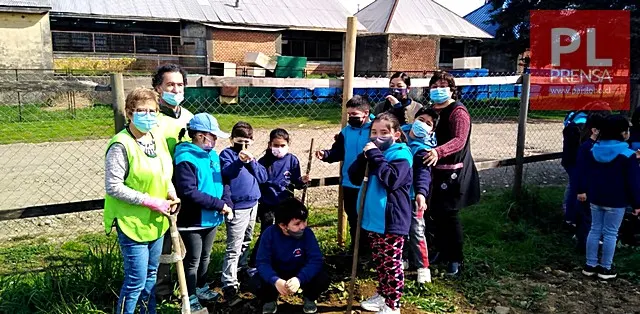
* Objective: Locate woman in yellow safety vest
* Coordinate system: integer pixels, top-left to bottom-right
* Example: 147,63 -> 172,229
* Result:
104,87 -> 177,314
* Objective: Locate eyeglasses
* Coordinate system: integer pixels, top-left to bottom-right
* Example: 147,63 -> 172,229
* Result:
132,108 -> 158,114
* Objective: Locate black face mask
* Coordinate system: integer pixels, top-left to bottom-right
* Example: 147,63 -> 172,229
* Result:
348,116 -> 365,128
232,143 -> 245,152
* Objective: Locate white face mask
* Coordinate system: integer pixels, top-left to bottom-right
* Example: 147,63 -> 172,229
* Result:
271,146 -> 289,158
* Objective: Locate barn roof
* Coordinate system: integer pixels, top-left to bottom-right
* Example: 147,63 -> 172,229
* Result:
355,0 -> 492,39
0,0 -> 52,11
46,0 -> 363,32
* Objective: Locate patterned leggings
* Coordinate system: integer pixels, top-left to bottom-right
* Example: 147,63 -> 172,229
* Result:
369,232 -> 405,310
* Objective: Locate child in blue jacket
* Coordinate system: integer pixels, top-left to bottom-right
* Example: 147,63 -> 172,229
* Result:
173,113 -> 234,311
629,109 -> 640,151
316,95 -> 374,254
577,114 -> 640,280
249,128 -> 310,268
574,111 -> 609,253
348,112 -> 413,314
252,197 -> 328,314
400,108 -> 438,284
219,121 -> 269,305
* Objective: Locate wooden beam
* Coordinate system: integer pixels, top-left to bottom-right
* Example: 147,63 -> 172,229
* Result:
185,75 -> 521,89
0,80 -> 108,92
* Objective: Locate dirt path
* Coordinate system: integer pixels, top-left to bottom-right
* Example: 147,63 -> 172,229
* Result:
0,120 -> 563,211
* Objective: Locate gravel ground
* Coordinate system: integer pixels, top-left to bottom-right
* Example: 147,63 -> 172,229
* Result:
0,119 -> 565,241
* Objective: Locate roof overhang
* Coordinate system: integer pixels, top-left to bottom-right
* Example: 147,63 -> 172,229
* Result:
49,12 -> 181,23
202,23 -> 286,32
0,5 -> 50,14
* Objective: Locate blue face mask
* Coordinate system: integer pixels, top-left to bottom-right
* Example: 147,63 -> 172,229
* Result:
411,120 -> 433,138
132,112 -> 158,133
370,136 -> 395,151
430,87 -> 451,104
161,91 -> 184,107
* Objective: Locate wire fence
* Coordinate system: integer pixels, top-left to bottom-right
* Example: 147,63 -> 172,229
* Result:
0,69 -> 569,274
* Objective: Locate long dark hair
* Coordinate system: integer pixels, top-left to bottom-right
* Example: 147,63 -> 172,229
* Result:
372,112 -> 408,143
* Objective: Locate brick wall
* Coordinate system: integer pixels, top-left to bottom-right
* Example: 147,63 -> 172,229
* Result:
306,62 -> 342,76
212,29 -> 279,66
389,35 -> 439,73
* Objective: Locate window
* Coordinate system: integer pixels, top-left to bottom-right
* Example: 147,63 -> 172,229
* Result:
439,38 -> 466,65
281,31 -> 343,62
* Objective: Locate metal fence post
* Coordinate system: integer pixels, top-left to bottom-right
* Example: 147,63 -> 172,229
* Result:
337,16 -> 357,247
110,73 -> 127,134
513,73 -> 531,196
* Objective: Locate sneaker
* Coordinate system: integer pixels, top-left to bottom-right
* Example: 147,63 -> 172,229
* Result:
597,266 -> 617,280
262,301 -> 277,314
376,304 -> 400,314
361,294 -> 385,312
582,264 -> 598,277
189,294 -> 206,313
196,286 -> 220,302
303,297 -> 318,313
446,262 -> 461,276
417,267 -> 432,284
223,286 -> 242,307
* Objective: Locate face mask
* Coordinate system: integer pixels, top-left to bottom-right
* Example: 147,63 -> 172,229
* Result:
287,228 -> 304,239
348,116 -> 365,128
202,139 -> 214,152
412,120 -> 433,138
430,87 -> 451,104
162,91 -> 184,107
232,143 -> 245,152
132,112 -> 157,133
271,146 -> 289,158
370,135 -> 395,151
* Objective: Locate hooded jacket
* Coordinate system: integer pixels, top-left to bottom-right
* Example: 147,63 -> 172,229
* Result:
258,152 -> 306,206
576,140 -> 640,209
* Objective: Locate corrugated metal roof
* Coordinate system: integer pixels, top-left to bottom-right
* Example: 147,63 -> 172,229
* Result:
355,0 -> 492,39
464,2 -> 499,37
0,0 -> 51,8
48,0 -> 363,31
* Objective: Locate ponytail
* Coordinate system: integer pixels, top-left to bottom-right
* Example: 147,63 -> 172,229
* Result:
178,128 -> 187,141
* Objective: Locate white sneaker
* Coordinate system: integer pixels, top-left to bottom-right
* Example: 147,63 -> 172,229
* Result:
417,267 -> 432,284
361,294 -> 385,312
376,304 -> 400,314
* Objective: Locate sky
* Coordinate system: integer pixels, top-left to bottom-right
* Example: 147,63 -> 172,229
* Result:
339,0 -> 486,17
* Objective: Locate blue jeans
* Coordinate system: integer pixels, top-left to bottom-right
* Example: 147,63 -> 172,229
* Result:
586,204 -> 625,270
116,229 -> 164,314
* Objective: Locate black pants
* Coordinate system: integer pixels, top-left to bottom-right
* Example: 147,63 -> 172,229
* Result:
155,232 -> 174,300
430,209 -> 464,263
343,187 -> 370,255
250,269 -> 330,303
575,200 -> 591,253
180,227 -> 218,296
249,203 -> 277,268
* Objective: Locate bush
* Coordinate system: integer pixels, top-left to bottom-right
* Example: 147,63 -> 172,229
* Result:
54,57 -> 137,74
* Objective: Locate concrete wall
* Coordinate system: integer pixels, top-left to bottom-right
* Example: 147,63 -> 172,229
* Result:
389,34 -> 439,73
0,12 -> 53,69
355,34 -> 389,75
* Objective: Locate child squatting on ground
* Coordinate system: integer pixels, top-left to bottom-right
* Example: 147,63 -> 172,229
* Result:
251,197 -> 329,314
401,107 -> 439,284
172,113 -> 234,312
316,95 -> 374,256
348,112 -> 414,314
577,115 -> 640,280
219,121 -> 269,305
249,128 -> 311,268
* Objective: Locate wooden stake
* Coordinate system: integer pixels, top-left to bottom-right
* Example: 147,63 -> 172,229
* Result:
346,166 -> 369,314
301,138 -> 315,204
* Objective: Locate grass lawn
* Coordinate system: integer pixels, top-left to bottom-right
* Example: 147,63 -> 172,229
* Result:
0,101 -> 567,145
2,186 -> 639,313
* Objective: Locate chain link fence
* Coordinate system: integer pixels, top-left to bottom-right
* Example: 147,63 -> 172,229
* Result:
0,69 -> 568,275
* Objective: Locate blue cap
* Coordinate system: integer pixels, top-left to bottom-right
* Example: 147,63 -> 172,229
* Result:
188,113 -> 229,138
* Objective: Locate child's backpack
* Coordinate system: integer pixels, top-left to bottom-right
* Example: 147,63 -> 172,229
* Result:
561,111 -> 588,169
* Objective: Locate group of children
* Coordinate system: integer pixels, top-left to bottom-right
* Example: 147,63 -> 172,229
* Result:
172,94 -> 441,314
561,104 -> 640,280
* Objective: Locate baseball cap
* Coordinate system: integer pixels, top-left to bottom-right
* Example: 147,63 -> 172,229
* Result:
188,113 -> 230,138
